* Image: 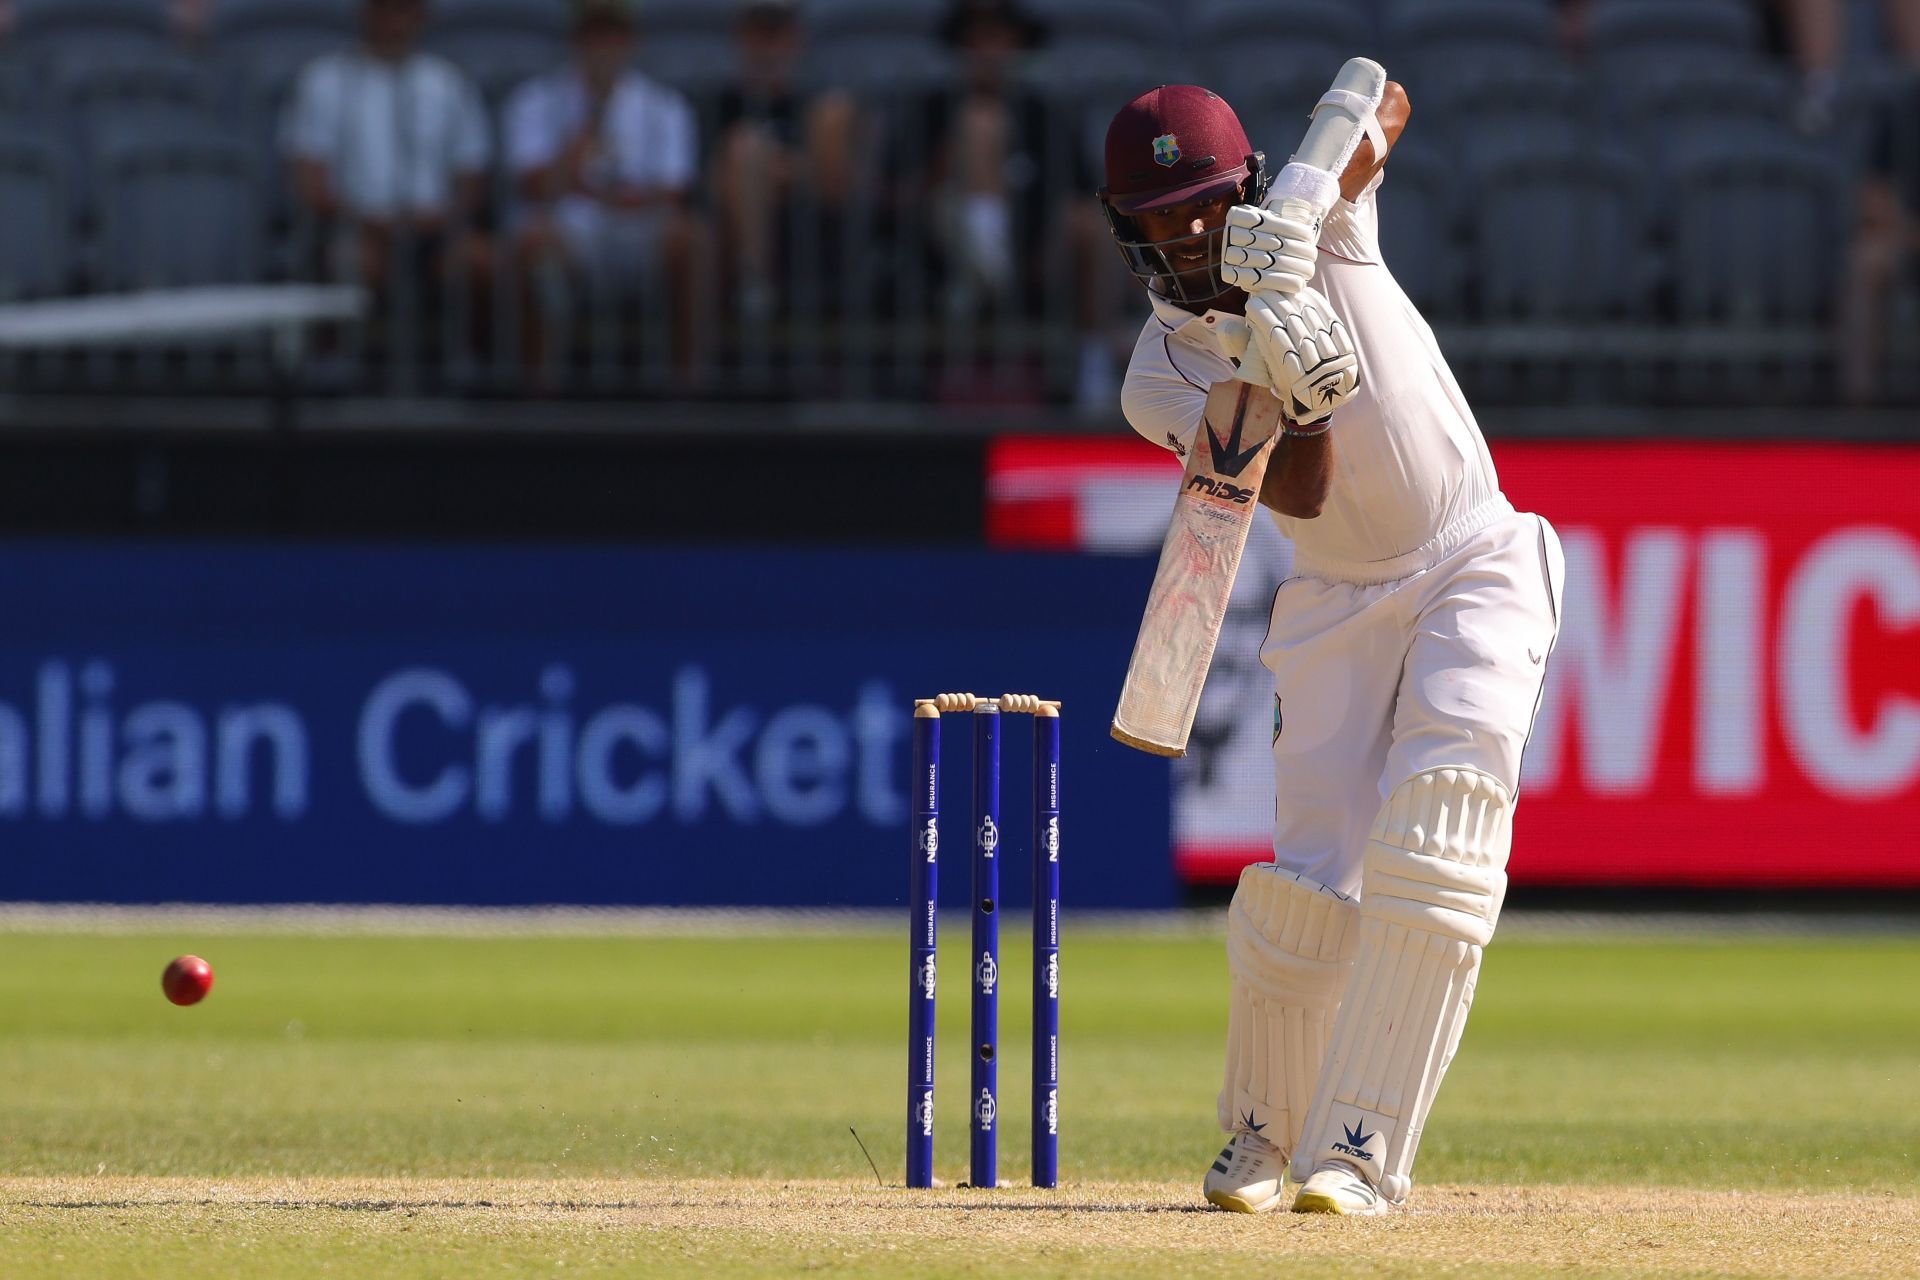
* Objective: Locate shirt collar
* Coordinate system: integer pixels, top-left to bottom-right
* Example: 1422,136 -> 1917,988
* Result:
1149,291 -> 1240,355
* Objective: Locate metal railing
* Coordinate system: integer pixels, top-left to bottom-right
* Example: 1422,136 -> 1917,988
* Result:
1,74 -> 1917,412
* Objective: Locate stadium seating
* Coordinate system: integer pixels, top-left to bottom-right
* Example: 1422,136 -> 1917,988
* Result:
0,56 -> 43,119
10,0 -> 174,65
808,0 -> 943,38
1371,142 -> 1459,318
422,0 -> 568,102
638,31 -> 740,96
58,51 -> 222,221
1419,66 -> 1590,172
807,35 -> 951,92
1626,63 -> 1798,174
806,0 -> 949,89
0,0 -> 1904,405
1385,0 -> 1556,104
1671,141 -> 1844,326
1195,0 -> 1370,98
0,131 -> 73,299
1585,0 -> 1764,94
98,133 -> 264,289
210,0 -> 355,81
1474,146 -> 1645,321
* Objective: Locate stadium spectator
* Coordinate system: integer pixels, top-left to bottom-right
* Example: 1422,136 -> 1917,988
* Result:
169,0 -> 212,44
506,0 -> 706,382
907,0 -> 1114,405
1772,0 -> 1920,132
283,0 -> 494,362
1555,0 -> 1594,52
1840,81 -> 1919,402
919,0 -> 1051,313
710,0 -> 858,324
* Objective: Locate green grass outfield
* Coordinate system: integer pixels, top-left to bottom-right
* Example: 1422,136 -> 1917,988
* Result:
0,924 -> 1916,1277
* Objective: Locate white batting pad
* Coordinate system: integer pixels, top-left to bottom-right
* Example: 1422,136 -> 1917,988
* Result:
1218,865 -> 1358,1160
1290,768 -> 1512,1203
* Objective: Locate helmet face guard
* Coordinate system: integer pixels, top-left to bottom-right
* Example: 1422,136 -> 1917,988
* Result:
1099,150 -> 1270,307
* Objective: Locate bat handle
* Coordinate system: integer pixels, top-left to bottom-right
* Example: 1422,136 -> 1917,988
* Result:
1214,314 -> 1271,388
1235,344 -> 1270,388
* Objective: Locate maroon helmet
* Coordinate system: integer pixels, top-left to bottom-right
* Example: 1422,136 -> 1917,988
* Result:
1097,85 -> 1270,306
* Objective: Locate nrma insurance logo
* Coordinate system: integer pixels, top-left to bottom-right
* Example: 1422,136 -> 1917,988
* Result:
975,1088 -> 997,1132
1042,952 -> 1059,1000
918,955 -> 937,1000
916,1093 -> 935,1137
920,817 -> 939,861
977,951 -> 998,996
1042,1088 -> 1058,1136
1043,815 -> 1059,862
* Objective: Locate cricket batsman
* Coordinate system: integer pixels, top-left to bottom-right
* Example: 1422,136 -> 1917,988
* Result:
1098,81 -> 1565,1214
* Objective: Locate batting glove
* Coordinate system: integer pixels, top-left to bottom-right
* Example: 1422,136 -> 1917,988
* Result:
1245,287 -> 1358,428
1219,203 -> 1320,295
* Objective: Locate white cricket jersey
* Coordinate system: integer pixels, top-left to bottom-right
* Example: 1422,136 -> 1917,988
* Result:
1120,174 -> 1507,585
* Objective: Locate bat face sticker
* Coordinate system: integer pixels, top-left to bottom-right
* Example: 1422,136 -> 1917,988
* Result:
1205,393 -> 1264,478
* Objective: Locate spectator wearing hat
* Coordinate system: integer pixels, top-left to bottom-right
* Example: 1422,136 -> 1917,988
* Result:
905,0 -> 1112,406
711,0 -> 859,323
284,0 -> 494,360
506,0 -> 707,381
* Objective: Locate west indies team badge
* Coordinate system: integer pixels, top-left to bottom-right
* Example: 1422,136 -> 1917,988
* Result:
1152,133 -> 1180,166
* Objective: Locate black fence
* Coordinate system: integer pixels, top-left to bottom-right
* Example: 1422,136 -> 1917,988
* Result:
0,0 -> 1915,410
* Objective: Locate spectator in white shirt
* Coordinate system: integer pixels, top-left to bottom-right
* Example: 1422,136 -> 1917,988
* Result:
284,0 -> 493,355
506,0 -> 707,382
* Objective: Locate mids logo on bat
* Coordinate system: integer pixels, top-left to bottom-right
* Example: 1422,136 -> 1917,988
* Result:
1187,475 -> 1255,504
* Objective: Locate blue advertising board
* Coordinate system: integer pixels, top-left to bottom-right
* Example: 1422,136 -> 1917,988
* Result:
0,544 -> 1174,908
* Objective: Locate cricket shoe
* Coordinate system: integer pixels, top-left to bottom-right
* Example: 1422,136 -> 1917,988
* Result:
1203,1129 -> 1290,1213
1291,1163 -> 1389,1216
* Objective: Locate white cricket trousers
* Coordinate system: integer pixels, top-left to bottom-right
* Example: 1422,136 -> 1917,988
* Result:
1261,498 -> 1565,899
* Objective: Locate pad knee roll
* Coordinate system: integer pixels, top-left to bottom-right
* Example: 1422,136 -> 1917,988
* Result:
1219,865 -> 1358,1154
1364,767 -> 1512,946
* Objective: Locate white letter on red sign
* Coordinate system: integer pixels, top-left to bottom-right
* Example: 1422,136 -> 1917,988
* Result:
1525,529 -> 1689,794
1779,529 -> 1920,799
1697,530 -> 1766,795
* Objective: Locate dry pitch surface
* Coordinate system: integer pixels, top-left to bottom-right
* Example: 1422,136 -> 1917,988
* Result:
5,1177 -> 1915,1279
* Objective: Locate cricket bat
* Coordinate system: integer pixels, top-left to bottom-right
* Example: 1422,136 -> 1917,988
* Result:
1110,57 -> 1388,757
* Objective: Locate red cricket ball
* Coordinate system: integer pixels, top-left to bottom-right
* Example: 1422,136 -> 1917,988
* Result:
162,955 -> 214,1007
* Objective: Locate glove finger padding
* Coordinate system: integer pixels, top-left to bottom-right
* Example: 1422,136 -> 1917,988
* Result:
1220,204 -> 1319,294
1224,226 -> 1292,253
1248,288 -> 1360,427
